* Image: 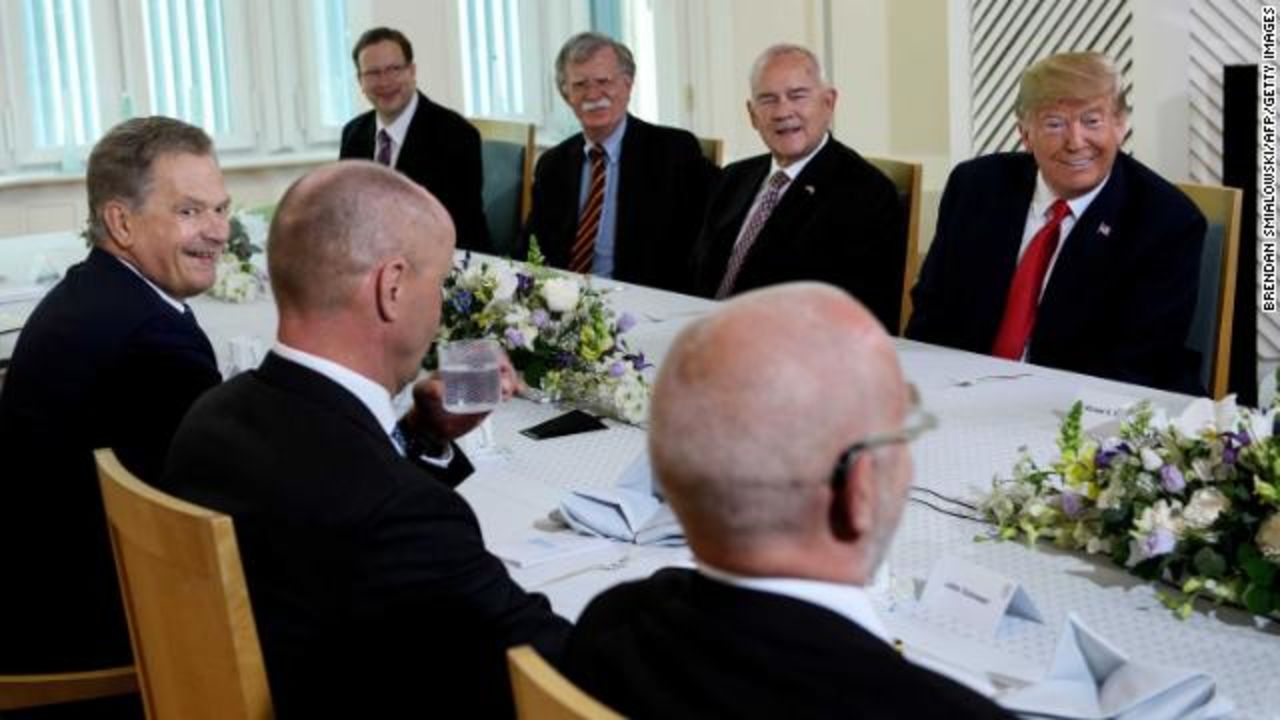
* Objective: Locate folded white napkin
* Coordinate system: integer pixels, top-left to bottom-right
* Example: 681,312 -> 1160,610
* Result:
999,614 -> 1231,719
556,451 -> 685,546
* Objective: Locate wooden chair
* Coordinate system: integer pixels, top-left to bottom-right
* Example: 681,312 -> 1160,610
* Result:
865,156 -> 923,335
95,448 -> 272,719
0,666 -> 137,711
697,136 -> 724,167
470,118 -> 536,256
1176,182 -> 1242,399
507,646 -> 622,720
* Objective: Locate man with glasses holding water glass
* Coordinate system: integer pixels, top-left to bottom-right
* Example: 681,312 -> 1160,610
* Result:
562,282 -> 1010,718
340,26 -> 491,252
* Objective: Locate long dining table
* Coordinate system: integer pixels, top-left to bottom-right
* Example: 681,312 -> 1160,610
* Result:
1,236 -> 1275,717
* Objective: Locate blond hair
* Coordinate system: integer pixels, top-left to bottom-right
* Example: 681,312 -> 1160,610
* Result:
1015,51 -> 1129,120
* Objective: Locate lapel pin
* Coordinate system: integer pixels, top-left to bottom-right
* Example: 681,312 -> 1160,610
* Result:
804,185 -> 815,195
1098,223 -> 1111,237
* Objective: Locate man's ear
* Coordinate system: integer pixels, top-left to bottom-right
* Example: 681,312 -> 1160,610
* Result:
101,201 -> 133,248
830,452 -> 876,542
374,256 -> 409,323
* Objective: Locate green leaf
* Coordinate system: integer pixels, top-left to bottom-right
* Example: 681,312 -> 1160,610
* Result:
1242,554 -> 1277,586
1243,584 -> 1276,615
1192,547 -> 1227,579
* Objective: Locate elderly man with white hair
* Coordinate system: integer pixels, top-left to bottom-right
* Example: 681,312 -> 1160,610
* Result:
562,282 -> 1012,718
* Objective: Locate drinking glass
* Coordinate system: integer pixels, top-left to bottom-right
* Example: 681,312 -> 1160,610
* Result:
439,338 -> 502,414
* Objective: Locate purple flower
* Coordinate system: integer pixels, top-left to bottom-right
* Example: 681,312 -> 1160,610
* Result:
1223,446 -> 1238,465
608,361 -> 627,378
450,290 -> 473,313
615,312 -> 636,334
516,273 -> 535,296
1233,430 -> 1253,448
626,352 -> 652,371
504,328 -> 526,347
1060,491 -> 1084,518
1142,528 -> 1177,559
1095,448 -> 1119,469
553,351 -> 575,369
531,309 -> 550,328
1159,464 -> 1186,494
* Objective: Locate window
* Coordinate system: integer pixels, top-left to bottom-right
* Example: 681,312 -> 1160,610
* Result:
0,0 -> 364,176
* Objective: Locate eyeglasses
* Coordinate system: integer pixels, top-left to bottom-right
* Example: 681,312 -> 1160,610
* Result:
829,383 -> 936,489
359,63 -> 408,82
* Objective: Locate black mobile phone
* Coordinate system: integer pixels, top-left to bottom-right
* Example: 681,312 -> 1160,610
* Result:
519,410 -> 608,440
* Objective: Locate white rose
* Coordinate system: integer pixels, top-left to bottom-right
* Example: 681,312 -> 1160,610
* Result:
1140,447 -> 1164,472
542,278 -> 580,313
1134,499 -> 1183,535
1183,488 -> 1230,530
1256,513 -> 1280,561
492,265 -> 519,301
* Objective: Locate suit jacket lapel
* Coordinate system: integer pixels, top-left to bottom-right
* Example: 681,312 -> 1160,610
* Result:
395,92 -> 431,175
614,116 -> 644,275
708,158 -> 770,275
973,157 -> 1039,337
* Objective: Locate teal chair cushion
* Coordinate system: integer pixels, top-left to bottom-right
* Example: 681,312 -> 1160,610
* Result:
481,140 -> 525,257
1187,222 -> 1225,393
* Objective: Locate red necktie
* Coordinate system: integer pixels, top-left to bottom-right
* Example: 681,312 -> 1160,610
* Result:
569,147 -> 607,274
991,198 -> 1071,360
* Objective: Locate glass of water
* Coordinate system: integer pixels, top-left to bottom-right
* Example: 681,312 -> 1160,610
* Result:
439,338 -> 503,414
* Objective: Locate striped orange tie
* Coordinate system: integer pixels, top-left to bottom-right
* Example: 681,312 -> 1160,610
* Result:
569,147 -> 607,274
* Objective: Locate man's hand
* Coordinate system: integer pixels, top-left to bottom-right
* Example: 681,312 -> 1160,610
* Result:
402,349 -> 521,442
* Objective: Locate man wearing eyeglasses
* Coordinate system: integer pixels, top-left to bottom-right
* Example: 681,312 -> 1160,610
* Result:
562,282 -> 1010,718
907,52 -> 1205,395
340,26 -> 491,253
519,32 -> 718,292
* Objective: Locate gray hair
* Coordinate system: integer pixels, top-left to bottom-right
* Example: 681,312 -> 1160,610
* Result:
85,116 -> 214,246
749,43 -> 827,93
554,32 -> 636,93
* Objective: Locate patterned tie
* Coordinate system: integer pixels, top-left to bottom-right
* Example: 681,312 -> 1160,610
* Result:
376,129 -> 393,166
390,423 -> 409,457
991,198 -> 1072,360
716,170 -> 791,299
569,147 -> 607,274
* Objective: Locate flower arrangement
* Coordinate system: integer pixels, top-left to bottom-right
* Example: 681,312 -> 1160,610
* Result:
429,242 -> 651,424
207,209 -> 269,303
980,396 -> 1280,619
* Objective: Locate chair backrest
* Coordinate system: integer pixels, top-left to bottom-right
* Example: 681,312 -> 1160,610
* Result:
697,136 -> 724,167
471,118 -> 536,256
1176,182 -> 1242,399
95,448 -> 272,720
865,155 -> 923,335
0,666 -> 137,710
507,646 -> 623,720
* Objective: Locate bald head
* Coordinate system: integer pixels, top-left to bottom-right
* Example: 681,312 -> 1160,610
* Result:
268,160 -> 454,314
650,283 -> 907,570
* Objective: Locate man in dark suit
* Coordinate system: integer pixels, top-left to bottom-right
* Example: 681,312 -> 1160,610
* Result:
564,282 -> 1011,719
519,32 -> 717,291
689,44 -> 904,331
340,26 -> 490,253
164,161 -> 570,718
0,117 -> 227,717
907,52 -> 1205,394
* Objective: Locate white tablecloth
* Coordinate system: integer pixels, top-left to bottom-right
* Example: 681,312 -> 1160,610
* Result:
1,237 -> 1275,717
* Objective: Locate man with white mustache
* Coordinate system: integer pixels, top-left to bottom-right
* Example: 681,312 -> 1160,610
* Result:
0,116 -> 228,716
689,44 -> 906,333
520,32 -> 718,292
907,52 -> 1206,394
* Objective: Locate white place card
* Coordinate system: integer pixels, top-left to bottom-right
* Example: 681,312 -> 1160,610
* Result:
919,556 -> 1042,638
1069,390 -> 1141,431
490,533 -> 613,568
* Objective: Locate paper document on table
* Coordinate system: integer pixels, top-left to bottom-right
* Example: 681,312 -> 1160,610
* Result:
998,613 -> 1231,719
491,534 -> 613,568
556,450 -> 685,546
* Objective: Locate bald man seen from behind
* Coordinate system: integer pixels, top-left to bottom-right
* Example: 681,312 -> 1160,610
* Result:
164,161 -> 570,718
562,282 -> 1013,719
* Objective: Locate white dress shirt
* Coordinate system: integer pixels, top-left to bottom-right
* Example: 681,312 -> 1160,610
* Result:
1017,171 -> 1110,293
375,91 -> 420,169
